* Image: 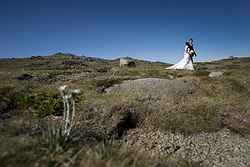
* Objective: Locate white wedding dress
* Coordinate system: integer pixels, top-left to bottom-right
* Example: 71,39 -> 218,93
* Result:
166,45 -> 194,70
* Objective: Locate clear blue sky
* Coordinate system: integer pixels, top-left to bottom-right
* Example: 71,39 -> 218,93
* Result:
1,0 -> 250,63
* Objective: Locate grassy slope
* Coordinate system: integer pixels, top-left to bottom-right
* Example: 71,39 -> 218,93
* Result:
0,55 -> 250,167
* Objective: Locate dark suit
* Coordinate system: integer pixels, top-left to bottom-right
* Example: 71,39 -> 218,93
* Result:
185,42 -> 196,63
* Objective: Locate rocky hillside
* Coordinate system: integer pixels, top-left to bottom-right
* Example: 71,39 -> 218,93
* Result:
0,53 -> 250,167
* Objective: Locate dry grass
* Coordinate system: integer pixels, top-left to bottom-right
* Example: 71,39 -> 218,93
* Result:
1,55 -> 250,166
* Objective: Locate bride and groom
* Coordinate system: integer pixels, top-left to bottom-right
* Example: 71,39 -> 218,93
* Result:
166,38 -> 197,70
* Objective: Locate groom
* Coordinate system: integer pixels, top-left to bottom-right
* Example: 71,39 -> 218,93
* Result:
186,38 -> 197,63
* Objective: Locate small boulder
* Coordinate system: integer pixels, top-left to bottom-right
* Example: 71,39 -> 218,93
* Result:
209,71 -> 223,78
120,58 -> 136,67
168,75 -> 174,79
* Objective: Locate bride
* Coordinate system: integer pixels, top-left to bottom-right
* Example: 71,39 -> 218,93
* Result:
166,38 -> 197,70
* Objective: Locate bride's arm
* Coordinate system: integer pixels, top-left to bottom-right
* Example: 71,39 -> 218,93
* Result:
185,45 -> 191,54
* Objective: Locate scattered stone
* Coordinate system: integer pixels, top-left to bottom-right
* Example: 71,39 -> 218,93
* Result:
220,109 -> 250,136
209,71 -> 223,78
124,128 -> 250,167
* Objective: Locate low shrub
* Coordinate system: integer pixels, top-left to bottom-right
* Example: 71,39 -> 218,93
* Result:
15,90 -> 63,118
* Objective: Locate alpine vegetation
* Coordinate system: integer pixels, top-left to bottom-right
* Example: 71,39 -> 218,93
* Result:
1,55 -> 250,167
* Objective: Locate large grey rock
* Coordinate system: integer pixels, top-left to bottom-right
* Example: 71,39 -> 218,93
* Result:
105,78 -> 198,99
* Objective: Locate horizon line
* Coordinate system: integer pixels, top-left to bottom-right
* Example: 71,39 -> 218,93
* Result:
1,52 -> 250,64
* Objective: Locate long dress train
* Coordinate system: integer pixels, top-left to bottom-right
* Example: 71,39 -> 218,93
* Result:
166,45 -> 194,70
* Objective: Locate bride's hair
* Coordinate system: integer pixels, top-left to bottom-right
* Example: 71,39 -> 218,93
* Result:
186,38 -> 193,46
